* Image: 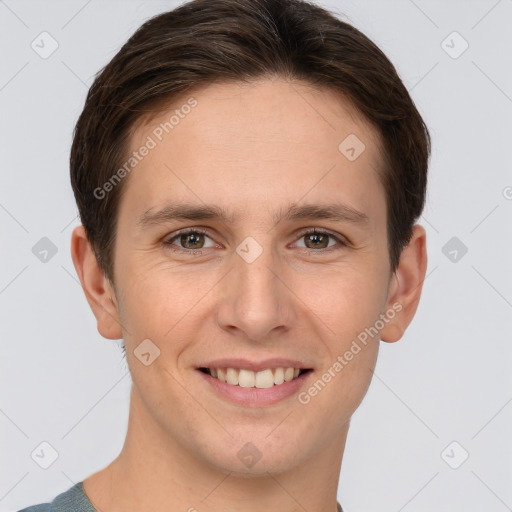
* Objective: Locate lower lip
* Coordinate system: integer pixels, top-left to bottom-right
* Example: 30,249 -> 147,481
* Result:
197,369 -> 313,407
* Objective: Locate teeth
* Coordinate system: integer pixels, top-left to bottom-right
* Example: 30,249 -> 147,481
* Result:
238,369 -> 255,387
207,367 -> 306,388
274,367 -> 284,385
226,367 -> 239,385
255,369 -> 274,389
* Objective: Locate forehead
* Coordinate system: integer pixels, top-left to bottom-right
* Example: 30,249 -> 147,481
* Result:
120,78 -> 386,226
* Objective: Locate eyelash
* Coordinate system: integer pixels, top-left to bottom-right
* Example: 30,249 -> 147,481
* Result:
162,227 -> 348,255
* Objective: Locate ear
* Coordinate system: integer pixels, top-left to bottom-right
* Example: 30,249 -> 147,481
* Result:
380,224 -> 428,343
70,225 -> 123,340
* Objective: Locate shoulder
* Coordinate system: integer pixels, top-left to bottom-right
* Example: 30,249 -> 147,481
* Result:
15,481 -> 95,512
16,505 -> 51,512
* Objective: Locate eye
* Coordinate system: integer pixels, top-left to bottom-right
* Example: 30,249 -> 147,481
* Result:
163,228 -> 216,254
292,228 -> 347,251
163,227 -> 347,255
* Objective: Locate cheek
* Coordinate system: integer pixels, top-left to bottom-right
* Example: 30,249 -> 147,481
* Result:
294,268 -> 384,412
299,264 -> 387,339
116,254 -> 201,325
114,258 -> 222,372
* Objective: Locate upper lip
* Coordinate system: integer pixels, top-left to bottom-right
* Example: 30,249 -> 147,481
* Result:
198,358 -> 312,372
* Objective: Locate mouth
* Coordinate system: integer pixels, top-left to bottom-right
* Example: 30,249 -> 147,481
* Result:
198,367 -> 313,388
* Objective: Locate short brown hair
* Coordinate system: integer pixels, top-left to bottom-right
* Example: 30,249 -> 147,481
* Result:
70,0 -> 430,284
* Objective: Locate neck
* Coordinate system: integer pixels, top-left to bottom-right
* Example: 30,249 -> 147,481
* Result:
83,386 -> 347,512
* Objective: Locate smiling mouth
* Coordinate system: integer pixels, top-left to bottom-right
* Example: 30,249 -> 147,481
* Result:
198,367 -> 313,388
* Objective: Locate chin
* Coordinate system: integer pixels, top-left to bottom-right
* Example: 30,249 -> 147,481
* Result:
202,434 -> 306,477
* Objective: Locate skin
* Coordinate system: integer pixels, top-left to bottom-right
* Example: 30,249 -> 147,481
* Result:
71,77 -> 427,512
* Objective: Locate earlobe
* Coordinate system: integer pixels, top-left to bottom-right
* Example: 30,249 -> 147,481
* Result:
70,225 -> 124,340
380,224 -> 428,343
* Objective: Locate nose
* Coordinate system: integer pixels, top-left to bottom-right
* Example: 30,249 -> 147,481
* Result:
215,241 -> 296,342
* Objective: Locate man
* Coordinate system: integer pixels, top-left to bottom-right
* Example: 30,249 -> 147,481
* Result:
18,0 -> 429,510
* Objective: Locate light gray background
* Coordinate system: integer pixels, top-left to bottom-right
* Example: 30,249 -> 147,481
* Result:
1,0 -> 511,511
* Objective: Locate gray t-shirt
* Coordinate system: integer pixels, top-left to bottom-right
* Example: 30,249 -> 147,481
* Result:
17,481 -> 344,511
16,482 -> 95,512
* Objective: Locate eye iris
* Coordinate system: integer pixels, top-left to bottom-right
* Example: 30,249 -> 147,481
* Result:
181,232 -> 204,249
305,233 -> 329,249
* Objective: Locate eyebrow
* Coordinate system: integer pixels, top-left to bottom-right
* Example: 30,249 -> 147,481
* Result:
137,201 -> 370,228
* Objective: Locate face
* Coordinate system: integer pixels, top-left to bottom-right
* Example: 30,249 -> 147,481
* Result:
105,78 -> 397,474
